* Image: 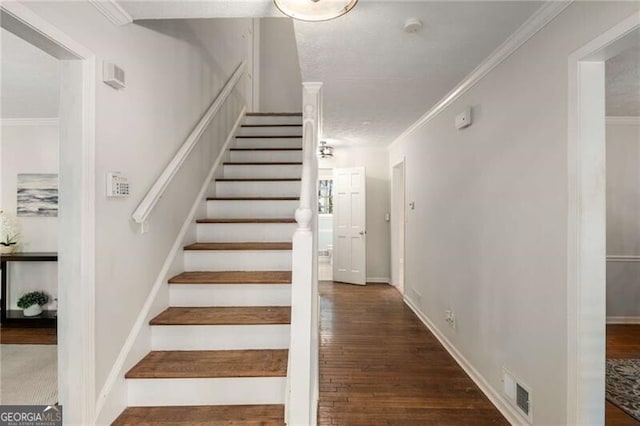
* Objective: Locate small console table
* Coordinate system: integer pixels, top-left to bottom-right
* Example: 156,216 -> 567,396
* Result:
0,252 -> 58,328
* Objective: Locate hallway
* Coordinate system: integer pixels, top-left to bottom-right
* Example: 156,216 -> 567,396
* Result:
319,282 -> 508,425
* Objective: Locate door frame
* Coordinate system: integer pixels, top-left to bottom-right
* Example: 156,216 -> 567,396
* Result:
0,3 -> 96,424
391,159 -> 406,294
566,10 -> 640,425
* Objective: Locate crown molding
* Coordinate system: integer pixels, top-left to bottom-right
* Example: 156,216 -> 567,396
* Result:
0,117 -> 59,126
388,1 -> 573,151
88,0 -> 132,26
606,116 -> 640,125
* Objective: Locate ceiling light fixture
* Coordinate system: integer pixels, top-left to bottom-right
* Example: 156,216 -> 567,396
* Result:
274,0 -> 358,22
318,141 -> 334,158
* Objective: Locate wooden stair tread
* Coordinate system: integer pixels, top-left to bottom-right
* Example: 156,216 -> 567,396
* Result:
207,197 -> 299,201
125,350 -> 288,379
233,137 -> 302,140
150,307 -> 291,326
169,271 -> 292,284
112,405 -> 285,425
224,162 -> 302,165
230,147 -> 301,150
216,178 -> 301,182
246,112 -> 301,116
184,242 -> 292,251
241,124 -> 301,127
196,218 -> 295,224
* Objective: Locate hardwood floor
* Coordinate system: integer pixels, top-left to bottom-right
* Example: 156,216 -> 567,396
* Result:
607,324 -> 640,426
319,282 -> 508,425
0,325 -> 56,345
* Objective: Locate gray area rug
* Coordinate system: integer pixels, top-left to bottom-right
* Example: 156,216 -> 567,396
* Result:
606,358 -> 640,421
0,344 -> 57,405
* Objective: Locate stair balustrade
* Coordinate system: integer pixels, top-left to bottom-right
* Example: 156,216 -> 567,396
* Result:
286,83 -> 323,426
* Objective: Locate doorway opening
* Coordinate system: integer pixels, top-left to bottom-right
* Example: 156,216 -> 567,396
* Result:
567,10 -> 640,425
1,25 -> 61,407
0,3 -> 96,424
318,168 -> 334,281
391,160 -> 406,295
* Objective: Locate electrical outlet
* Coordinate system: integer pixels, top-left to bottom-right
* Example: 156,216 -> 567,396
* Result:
445,310 -> 456,329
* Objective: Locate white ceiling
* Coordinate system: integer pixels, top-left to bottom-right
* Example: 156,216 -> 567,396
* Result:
120,0 -> 283,19
606,46 -> 640,117
1,28 -> 60,119
295,1 -> 543,146
121,0 -> 544,147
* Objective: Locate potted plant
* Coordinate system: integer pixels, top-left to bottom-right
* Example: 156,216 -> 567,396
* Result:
0,233 -> 19,254
0,210 -> 19,254
17,291 -> 49,317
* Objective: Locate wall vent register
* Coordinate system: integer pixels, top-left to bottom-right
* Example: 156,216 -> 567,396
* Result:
503,368 -> 533,423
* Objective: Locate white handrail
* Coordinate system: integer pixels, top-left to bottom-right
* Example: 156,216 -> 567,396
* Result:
287,82 -> 322,426
131,61 -> 246,227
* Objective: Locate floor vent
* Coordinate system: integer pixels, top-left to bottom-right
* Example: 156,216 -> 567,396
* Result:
503,368 -> 533,423
516,383 -> 530,416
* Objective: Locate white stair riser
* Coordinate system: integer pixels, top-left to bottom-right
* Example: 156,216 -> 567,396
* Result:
207,200 -> 299,219
215,181 -> 300,197
229,150 -> 302,163
234,138 -> 302,149
244,116 -> 302,125
127,377 -> 286,406
170,284 -> 292,307
237,127 -> 302,137
223,164 -> 302,179
197,223 -> 296,242
151,325 -> 290,350
184,250 -> 292,271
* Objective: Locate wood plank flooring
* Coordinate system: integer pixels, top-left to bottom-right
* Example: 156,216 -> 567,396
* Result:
150,307 -> 291,325
113,405 -> 285,426
318,282 -> 508,425
606,324 -> 640,425
126,350 -> 288,379
0,326 -> 56,345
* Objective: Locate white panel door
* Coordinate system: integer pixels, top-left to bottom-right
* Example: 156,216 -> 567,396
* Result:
333,167 -> 366,285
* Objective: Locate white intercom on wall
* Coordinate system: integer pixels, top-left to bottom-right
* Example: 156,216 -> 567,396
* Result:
106,172 -> 130,197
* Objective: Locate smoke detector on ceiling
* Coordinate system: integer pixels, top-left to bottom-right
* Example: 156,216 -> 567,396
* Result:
404,18 -> 423,34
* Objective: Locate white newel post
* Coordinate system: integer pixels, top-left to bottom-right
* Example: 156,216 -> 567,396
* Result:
287,82 -> 322,426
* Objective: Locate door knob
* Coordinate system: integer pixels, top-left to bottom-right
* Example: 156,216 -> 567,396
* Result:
359,230 -> 366,235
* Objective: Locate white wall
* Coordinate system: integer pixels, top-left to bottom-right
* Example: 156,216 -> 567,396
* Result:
606,119 -> 640,319
259,18 -> 302,112
389,3 -> 640,425
1,122 -> 59,310
319,146 -> 390,282
1,28 -> 60,118
20,1 -> 251,403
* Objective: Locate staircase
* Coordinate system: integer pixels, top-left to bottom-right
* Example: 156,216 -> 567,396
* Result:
113,112 -> 303,425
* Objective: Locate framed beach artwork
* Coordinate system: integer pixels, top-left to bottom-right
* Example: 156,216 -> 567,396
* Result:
17,173 -> 59,217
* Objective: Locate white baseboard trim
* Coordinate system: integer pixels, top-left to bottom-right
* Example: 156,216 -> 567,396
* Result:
606,316 -> 640,325
94,107 -> 245,424
366,277 -> 390,284
0,117 -> 59,126
403,296 -> 526,426
606,116 -> 640,126
606,255 -> 640,262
